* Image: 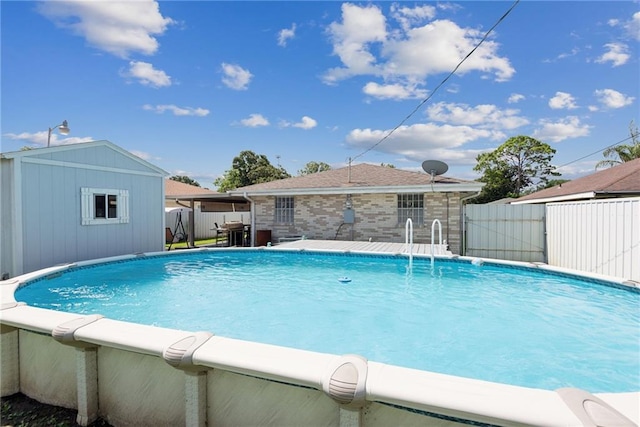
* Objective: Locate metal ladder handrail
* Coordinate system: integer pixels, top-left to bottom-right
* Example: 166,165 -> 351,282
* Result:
405,218 -> 413,267
431,219 -> 442,264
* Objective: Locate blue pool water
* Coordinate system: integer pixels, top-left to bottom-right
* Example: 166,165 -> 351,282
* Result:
15,250 -> 640,393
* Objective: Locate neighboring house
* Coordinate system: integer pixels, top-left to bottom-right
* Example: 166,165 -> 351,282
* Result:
165,179 -> 250,245
0,141 -> 167,278
228,163 -> 484,254
511,158 -> 640,204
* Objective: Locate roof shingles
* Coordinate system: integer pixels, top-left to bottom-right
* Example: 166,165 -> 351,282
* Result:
514,158 -> 640,202
234,163 -> 471,192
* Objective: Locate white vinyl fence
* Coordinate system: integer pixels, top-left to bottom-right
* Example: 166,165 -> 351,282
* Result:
463,204 -> 546,262
546,198 -> 640,282
165,206 -> 249,240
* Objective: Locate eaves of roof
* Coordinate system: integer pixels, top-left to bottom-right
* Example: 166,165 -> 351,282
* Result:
229,182 -> 484,197
511,191 -> 640,205
1,140 -> 168,176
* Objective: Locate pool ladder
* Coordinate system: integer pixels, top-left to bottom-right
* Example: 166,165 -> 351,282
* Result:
406,218 -> 443,265
405,218 -> 413,268
431,219 -> 442,264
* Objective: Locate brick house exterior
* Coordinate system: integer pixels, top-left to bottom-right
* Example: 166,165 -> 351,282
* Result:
229,164 -> 483,254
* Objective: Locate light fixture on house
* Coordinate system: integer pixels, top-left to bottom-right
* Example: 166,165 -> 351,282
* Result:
47,120 -> 70,147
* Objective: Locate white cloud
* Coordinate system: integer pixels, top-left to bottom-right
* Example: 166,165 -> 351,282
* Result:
363,82 -> 427,100
610,11 -> 640,41
345,123 -> 496,164
129,150 -> 159,161
122,61 -> 171,87
293,116 -> 318,130
37,1 -> 174,58
142,104 -> 209,117
3,131 -> 93,147
323,4 -> 514,91
324,3 -> 387,84
532,116 -> 591,143
596,43 -> 630,67
221,63 -> 253,90
594,88 -> 635,109
508,93 -> 525,104
548,92 -> 578,110
278,24 -> 296,47
627,11 -> 640,41
426,102 -> 529,130
239,114 -> 269,127
390,3 -> 436,31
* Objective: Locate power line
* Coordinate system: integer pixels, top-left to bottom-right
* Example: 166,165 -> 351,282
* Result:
352,0 -> 521,162
555,134 -> 635,171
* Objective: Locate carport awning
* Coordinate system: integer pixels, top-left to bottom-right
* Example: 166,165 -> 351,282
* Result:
165,193 -> 250,212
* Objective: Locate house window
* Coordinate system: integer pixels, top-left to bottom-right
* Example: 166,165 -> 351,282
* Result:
398,193 -> 424,225
81,188 -> 129,225
275,196 -> 294,224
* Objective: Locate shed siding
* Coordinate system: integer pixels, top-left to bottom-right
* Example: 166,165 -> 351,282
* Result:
0,159 -> 15,279
251,192 -> 464,254
20,161 -> 164,274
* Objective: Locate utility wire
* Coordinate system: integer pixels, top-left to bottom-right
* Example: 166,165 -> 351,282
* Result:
352,0 -> 521,162
555,134 -> 635,171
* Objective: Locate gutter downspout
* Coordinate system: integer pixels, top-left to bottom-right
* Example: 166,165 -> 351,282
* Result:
459,190 -> 482,257
242,192 -> 255,247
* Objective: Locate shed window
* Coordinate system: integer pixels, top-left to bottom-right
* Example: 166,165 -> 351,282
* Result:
82,188 -> 129,225
275,196 -> 294,224
398,193 -> 424,225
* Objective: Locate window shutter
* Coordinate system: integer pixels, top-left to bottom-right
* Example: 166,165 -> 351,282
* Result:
81,188 -> 92,225
119,189 -> 130,224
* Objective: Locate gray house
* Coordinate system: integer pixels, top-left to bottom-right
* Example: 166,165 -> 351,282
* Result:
0,140 -> 167,278
229,163 -> 484,254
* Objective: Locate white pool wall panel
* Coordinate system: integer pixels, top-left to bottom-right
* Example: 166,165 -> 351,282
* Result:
97,347 -> 185,427
18,331 -> 78,409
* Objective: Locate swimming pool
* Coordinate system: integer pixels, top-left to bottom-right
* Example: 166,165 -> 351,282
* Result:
2,247 -> 639,426
14,249 -> 640,393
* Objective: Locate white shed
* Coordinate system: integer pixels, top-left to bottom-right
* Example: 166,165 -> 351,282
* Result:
0,140 -> 168,278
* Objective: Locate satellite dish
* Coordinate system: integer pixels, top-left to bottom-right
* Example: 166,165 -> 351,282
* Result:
421,160 -> 448,182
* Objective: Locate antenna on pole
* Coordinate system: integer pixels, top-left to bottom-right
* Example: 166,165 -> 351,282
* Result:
348,157 -> 352,183
421,160 -> 448,183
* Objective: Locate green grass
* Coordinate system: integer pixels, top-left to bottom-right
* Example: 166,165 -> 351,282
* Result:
165,237 -> 227,250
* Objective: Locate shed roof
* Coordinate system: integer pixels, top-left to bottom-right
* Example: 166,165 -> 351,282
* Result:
229,163 -> 483,196
1,140 -> 168,176
512,158 -> 640,204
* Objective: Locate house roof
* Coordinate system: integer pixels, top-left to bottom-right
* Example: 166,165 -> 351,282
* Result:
165,179 -> 219,198
1,140 -> 168,176
229,163 -> 483,196
512,158 -> 640,204
165,179 -> 249,204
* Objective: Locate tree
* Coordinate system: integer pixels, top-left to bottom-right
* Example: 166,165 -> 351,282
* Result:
214,150 -> 291,192
380,163 -> 396,168
298,161 -> 331,175
473,135 -> 559,203
169,175 -> 200,187
595,121 -> 640,169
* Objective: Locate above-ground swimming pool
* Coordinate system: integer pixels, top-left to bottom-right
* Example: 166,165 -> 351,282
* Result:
14,249 -> 640,394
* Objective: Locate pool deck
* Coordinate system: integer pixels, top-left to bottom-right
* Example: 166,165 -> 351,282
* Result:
271,239 -> 452,256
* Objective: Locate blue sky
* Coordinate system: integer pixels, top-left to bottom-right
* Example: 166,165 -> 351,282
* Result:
2,1 -> 638,188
